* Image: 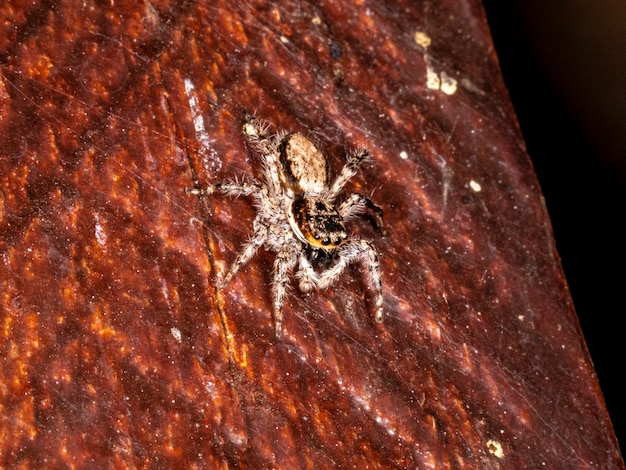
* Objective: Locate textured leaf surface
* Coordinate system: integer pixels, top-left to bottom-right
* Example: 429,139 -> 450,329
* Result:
0,0 -> 622,468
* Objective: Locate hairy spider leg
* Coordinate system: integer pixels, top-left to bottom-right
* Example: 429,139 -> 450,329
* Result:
242,116 -> 283,195
211,182 -> 272,287
215,180 -> 262,198
338,193 -> 388,236
325,149 -> 369,201
189,180 -> 269,288
295,240 -> 383,323
294,255 -> 317,292
186,180 -> 261,198
221,220 -> 268,288
272,247 -> 299,338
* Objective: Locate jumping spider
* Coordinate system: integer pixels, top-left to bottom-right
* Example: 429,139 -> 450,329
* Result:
187,116 -> 387,338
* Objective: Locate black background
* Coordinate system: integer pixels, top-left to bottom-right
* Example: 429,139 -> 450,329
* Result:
482,1 -> 625,455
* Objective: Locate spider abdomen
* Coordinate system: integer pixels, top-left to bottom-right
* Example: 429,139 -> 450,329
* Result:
278,133 -> 329,194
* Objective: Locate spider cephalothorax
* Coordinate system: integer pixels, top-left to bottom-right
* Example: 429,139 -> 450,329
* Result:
187,115 -> 386,338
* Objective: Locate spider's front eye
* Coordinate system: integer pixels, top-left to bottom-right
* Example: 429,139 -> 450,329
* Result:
292,196 -> 347,251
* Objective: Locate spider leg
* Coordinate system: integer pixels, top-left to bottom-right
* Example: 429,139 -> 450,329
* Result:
242,115 -> 283,195
272,246 -> 299,338
221,219 -> 268,287
338,193 -> 388,236
242,114 -> 271,144
186,180 -> 262,198
325,148 -> 369,200
295,254 -> 317,292
305,240 -> 384,323
187,180 -> 270,288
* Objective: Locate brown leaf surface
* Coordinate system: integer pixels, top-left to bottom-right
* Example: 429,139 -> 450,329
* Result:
1,0 -> 623,468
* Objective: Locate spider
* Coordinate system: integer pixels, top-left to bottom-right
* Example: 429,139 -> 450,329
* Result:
187,115 -> 387,338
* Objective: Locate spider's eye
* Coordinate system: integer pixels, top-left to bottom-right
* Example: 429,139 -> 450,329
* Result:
292,197 -> 346,251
